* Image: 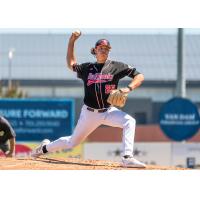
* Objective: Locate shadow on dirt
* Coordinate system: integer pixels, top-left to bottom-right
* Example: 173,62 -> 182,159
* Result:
30,157 -> 118,168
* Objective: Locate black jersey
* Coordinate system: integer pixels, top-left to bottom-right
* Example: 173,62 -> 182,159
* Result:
72,60 -> 140,109
0,116 -> 16,144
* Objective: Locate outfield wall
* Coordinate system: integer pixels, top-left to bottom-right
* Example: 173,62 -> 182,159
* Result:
83,142 -> 200,168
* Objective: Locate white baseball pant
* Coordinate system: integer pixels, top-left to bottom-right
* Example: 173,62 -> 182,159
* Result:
46,104 -> 136,156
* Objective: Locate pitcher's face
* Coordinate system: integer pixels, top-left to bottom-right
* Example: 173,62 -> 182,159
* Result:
95,46 -> 110,62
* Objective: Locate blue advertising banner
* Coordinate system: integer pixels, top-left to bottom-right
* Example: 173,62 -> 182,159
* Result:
0,98 -> 75,141
159,97 -> 200,141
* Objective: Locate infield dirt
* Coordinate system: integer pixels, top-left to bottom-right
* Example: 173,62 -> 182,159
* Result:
0,157 -> 187,170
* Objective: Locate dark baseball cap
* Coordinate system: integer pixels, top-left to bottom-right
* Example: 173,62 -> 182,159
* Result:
95,39 -> 111,49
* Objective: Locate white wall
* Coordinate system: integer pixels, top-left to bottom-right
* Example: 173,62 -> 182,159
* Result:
83,142 -> 200,168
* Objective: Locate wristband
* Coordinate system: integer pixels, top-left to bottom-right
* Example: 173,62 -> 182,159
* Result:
127,86 -> 133,91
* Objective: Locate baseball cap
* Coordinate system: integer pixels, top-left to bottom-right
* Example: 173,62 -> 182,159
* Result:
95,39 -> 111,49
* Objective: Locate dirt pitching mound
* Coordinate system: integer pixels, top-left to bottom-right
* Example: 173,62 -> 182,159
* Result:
0,157 -> 186,170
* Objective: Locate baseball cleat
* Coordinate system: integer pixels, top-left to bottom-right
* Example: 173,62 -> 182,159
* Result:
31,139 -> 50,158
122,156 -> 146,168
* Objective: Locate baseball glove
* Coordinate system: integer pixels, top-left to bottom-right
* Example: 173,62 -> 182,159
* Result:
107,89 -> 128,107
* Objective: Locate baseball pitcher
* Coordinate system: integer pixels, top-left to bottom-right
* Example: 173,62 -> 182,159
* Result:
32,30 -> 146,168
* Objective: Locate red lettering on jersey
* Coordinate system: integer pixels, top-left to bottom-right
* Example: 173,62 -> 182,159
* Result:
87,73 -> 113,86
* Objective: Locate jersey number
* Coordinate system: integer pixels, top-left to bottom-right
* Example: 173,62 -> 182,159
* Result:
105,84 -> 116,94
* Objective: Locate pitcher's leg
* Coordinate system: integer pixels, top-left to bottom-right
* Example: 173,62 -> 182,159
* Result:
103,107 -> 136,156
122,117 -> 136,156
46,136 -> 71,152
45,105 -> 102,153
102,107 -> 146,168
46,122 -> 99,153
